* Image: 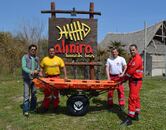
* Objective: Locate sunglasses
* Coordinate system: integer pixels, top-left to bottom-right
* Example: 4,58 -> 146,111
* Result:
30,48 -> 37,51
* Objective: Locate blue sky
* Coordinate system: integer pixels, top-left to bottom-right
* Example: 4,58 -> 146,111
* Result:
0,0 -> 166,42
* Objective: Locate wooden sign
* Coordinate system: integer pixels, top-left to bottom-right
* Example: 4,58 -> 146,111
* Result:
49,18 -> 97,58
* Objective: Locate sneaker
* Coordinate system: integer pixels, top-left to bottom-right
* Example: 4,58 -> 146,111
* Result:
132,112 -> 139,121
120,117 -> 132,126
24,112 -> 29,117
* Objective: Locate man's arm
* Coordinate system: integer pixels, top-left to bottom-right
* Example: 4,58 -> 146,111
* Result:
126,57 -> 142,77
119,65 -> 127,77
106,64 -> 110,80
62,66 -> 67,79
59,57 -> 67,79
38,68 -> 44,77
39,59 -> 45,77
22,55 -> 34,74
36,57 -> 41,72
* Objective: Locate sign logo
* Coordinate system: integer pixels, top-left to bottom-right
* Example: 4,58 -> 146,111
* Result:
56,21 -> 91,41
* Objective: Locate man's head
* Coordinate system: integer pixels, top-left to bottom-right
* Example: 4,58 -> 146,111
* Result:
129,44 -> 138,57
48,46 -> 55,58
111,47 -> 119,58
28,44 -> 37,57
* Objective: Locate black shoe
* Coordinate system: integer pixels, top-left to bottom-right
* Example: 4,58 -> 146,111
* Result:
132,112 -> 139,121
120,117 -> 132,126
119,105 -> 125,111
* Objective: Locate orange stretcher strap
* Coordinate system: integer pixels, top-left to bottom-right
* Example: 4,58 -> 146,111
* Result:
33,78 -> 119,90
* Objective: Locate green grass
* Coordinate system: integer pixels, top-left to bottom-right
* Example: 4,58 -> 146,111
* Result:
0,76 -> 166,130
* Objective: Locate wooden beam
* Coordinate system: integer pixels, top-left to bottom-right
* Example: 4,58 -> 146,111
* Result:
41,10 -> 101,16
155,35 -> 166,38
41,2 -> 101,16
65,62 -> 102,66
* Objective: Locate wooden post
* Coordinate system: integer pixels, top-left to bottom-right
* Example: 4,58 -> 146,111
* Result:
89,2 -> 94,19
89,60 -> 95,79
72,59 -> 77,79
89,2 -> 95,79
51,2 -> 56,18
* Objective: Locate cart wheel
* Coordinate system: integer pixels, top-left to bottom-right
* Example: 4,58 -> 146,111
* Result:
67,95 -> 89,116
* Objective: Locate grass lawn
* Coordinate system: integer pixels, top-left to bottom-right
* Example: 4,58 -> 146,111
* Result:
0,76 -> 166,130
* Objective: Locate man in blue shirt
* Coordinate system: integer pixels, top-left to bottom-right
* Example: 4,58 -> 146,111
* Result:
21,44 -> 40,116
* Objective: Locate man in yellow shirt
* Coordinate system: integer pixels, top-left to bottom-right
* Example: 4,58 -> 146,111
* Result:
40,46 -> 67,112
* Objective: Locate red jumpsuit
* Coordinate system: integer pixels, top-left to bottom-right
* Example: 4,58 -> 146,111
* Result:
126,54 -> 143,118
108,75 -> 125,107
42,75 -> 60,109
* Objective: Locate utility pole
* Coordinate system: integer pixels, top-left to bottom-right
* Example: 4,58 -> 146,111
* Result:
165,43 -> 166,77
164,24 -> 166,77
144,21 -> 147,76
161,22 -> 166,77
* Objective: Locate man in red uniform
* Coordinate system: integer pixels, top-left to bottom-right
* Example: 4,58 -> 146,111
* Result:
39,46 -> 67,113
121,44 -> 143,126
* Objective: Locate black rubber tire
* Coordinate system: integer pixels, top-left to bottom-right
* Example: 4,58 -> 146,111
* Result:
67,95 -> 89,116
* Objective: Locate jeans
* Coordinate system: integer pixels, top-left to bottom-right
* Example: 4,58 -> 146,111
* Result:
23,78 -> 37,113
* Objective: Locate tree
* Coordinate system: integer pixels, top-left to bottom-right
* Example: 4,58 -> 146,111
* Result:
107,41 -> 130,62
0,20 -> 48,75
0,32 -> 25,74
16,20 -> 45,45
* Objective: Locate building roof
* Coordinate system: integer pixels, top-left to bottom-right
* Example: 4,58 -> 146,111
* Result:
99,21 -> 166,54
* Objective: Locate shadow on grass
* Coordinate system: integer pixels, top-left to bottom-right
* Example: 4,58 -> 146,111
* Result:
89,98 -> 127,121
19,99 -> 127,120
35,105 -> 68,115
88,98 -> 108,113
107,104 -> 127,121
20,102 -> 68,115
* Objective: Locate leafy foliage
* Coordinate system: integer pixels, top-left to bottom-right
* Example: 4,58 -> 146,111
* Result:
0,32 -> 25,74
0,31 -> 47,75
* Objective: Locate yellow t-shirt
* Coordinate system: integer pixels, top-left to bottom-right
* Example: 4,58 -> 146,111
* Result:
40,56 -> 65,75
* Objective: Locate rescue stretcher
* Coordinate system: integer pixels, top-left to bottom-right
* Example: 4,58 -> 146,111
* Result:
33,78 -> 119,116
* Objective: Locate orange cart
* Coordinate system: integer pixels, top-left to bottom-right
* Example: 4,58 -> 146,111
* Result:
33,77 -> 119,116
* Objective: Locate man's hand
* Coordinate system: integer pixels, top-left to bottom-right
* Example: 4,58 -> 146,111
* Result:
107,77 -> 111,80
119,73 -> 124,77
64,76 -> 68,81
31,70 -> 39,76
34,70 -> 38,74
38,71 -> 43,77
31,71 -> 35,75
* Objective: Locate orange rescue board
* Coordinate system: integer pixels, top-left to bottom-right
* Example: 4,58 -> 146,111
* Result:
33,78 -> 118,90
